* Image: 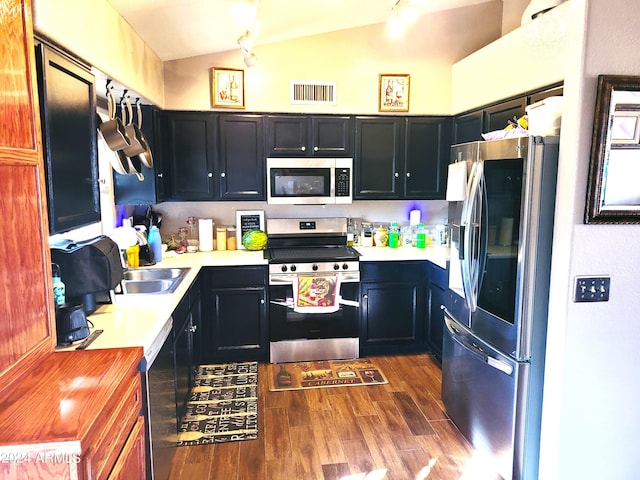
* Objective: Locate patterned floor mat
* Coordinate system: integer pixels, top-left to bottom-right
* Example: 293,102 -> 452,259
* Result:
177,361 -> 258,445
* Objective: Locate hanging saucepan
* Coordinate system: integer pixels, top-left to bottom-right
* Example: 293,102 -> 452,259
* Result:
97,112 -> 130,175
119,98 -> 144,180
132,99 -> 154,168
121,96 -> 146,158
99,86 -> 131,152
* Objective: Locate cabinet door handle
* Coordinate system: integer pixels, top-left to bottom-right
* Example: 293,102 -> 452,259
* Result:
207,172 -> 213,178
394,172 -> 399,178
406,172 -> 411,178
261,299 -> 265,304
300,146 -> 306,152
157,173 -> 163,178
189,324 -> 197,333
313,146 -> 319,152
220,172 -> 226,178
362,294 -> 368,299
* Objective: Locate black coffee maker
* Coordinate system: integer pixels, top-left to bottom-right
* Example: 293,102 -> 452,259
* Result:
50,235 -> 124,315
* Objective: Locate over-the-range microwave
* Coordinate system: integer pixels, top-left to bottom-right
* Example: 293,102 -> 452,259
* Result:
266,157 -> 352,205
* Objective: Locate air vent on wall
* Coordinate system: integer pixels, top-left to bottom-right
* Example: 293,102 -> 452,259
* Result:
290,81 -> 336,105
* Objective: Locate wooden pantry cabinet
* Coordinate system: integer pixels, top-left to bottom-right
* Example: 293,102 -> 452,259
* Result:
0,3 -> 146,479
0,348 -> 145,480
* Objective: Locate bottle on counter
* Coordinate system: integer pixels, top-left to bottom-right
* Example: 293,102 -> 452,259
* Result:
388,222 -> 399,248
346,218 -> 355,247
52,263 -> 65,307
148,225 -> 162,263
352,219 -> 360,246
416,223 -> 426,249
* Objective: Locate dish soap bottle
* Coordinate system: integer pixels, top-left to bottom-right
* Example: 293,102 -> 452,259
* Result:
388,222 -> 399,248
416,223 -> 427,249
52,263 -> 65,307
148,225 -> 163,264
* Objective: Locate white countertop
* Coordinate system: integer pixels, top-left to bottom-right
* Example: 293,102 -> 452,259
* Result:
56,246 -> 447,359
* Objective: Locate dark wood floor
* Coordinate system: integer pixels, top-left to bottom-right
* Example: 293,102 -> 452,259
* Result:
170,353 -> 496,480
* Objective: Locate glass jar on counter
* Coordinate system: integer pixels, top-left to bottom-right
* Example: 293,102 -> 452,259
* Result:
226,226 -> 237,250
373,225 -> 388,247
361,223 -> 374,247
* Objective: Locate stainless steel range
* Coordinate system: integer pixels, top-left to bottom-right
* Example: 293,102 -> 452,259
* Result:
265,217 -> 360,363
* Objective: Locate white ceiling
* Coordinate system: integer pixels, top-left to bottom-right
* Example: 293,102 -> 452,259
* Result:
107,0 -> 496,61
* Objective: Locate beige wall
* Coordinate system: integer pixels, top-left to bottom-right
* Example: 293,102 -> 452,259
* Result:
32,0 -> 164,106
451,1 -> 569,112
164,2 -> 504,114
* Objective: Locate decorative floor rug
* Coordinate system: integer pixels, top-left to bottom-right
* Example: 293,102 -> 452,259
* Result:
268,358 -> 389,392
177,362 -> 258,446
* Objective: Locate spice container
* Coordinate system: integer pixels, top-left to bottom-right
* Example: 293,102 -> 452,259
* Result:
227,226 -> 237,250
216,226 -> 227,251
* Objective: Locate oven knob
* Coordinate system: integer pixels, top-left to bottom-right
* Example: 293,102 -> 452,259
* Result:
333,263 -> 340,271
342,263 -> 349,270
281,265 -> 288,273
290,265 -> 297,272
312,264 -> 319,271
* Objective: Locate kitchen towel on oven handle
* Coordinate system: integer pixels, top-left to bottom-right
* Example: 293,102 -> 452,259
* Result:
294,274 -> 341,313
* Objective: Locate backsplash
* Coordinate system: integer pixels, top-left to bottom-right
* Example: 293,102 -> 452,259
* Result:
154,200 -> 448,239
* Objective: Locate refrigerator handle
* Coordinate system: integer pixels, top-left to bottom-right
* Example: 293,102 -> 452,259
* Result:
462,161 -> 481,312
444,313 -> 514,377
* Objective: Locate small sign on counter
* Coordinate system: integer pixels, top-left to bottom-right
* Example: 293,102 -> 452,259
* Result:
236,210 -> 265,249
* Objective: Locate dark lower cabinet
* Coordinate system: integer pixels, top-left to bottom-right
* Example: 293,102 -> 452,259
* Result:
201,266 -> 268,363
426,263 -> 447,361
172,275 -> 200,421
360,261 -> 426,355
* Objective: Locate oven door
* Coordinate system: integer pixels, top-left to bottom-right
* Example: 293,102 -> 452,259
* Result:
269,272 -> 360,341
267,158 -> 335,204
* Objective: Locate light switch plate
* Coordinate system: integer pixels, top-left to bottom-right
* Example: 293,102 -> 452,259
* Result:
574,276 -> 610,302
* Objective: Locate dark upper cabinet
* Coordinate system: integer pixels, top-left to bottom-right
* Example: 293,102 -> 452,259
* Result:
266,114 -> 352,157
483,97 -> 527,133
355,116 -> 450,200
453,110 -> 483,144
528,85 -> 563,104
354,116 -> 405,198
163,111 -> 265,201
218,114 -> 265,200
164,112 -> 217,200
35,43 -> 100,234
113,105 -> 166,205
405,117 -> 452,199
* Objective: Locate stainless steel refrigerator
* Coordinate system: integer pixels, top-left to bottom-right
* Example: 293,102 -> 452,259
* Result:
442,136 -> 559,480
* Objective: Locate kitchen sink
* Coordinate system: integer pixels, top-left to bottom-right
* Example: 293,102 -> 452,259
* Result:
120,267 -> 190,294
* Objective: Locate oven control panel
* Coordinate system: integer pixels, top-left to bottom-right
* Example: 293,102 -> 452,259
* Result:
269,261 -> 359,276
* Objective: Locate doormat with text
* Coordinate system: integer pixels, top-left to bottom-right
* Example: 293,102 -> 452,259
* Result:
268,358 -> 388,391
177,361 -> 258,446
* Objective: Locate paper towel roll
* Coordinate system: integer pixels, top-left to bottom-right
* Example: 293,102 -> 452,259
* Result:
446,161 -> 468,202
199,218 -> 214,251
409,209 -> 421,226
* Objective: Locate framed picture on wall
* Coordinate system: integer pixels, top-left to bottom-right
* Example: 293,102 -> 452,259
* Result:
211,67 -> 245,108
379,74 -> 410,112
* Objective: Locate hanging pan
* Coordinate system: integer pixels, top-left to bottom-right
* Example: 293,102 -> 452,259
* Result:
99,86 -> 131,152
133,99 -> 154,168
